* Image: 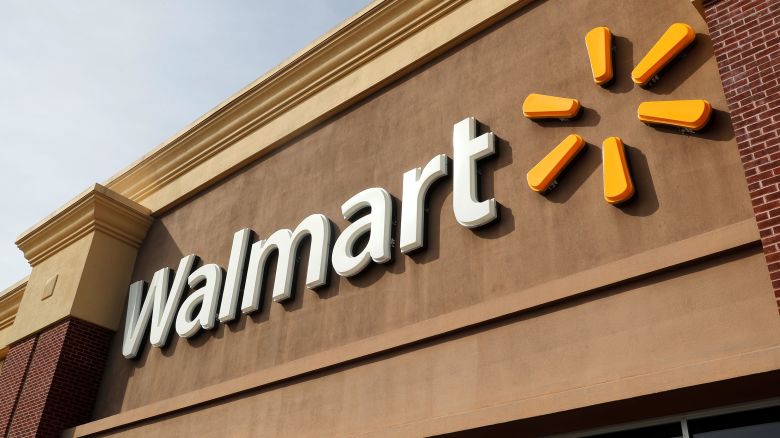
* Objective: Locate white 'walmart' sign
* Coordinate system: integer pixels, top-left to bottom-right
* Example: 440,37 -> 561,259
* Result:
122,118 -> 497,359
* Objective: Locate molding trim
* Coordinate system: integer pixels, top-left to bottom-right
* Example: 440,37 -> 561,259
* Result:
15,184 -> 152,267
102,0 -> 535,213
0,279 -> 26,333
67,219 -> 760,437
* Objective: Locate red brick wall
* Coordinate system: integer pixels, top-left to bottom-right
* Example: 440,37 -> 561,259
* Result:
9,321 -> 69,435
37,319 -> 114,437
703,0 -> 780,314
0,337 -> 36,437
0,318 -> 113,438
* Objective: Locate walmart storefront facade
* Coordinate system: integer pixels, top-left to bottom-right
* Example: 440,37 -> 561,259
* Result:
1,0 -> 780,436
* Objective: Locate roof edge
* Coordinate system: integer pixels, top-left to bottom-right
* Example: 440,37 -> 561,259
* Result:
102,0 -> 537,213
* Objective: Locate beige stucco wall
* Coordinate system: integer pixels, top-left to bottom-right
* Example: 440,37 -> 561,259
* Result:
9,234 -> 94,341
70,231 -> 146,331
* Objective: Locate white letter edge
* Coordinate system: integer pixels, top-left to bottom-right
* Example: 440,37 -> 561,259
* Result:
453,117 -> 497,228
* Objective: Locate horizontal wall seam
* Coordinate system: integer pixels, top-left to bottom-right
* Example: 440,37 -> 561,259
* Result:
371,345 -> 780,437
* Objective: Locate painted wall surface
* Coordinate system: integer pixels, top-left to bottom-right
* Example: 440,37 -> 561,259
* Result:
91,0 -> 780,433
97,249 -> 780,437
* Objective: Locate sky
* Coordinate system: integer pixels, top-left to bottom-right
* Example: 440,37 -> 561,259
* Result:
0,0 -> 369,290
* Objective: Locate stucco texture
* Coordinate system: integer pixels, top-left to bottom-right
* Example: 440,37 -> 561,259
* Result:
93,0 -> 779,434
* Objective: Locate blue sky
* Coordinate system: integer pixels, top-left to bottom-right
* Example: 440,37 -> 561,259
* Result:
0,0 -> 369,290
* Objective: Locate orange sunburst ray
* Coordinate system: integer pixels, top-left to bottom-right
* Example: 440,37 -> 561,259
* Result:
522,93 -> 581,120
602,137 -> 635,204
585,26 -> 613,85
632,23 -> 695,86
526,134 -> 586,192
638,99 -> 712,131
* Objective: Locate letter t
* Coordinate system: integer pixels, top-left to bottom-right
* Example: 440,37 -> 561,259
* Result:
452,117 -> 497,228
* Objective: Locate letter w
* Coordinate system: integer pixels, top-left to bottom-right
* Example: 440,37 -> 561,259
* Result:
122,255 -> 196,358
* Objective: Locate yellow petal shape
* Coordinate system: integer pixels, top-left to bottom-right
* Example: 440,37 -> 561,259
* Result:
522,93 -> 581,119
602,137 -> 635,204
585,27 -> 613,85
637,99 -> 712,131
632,23 -> 695,86
527,134 -> 585,192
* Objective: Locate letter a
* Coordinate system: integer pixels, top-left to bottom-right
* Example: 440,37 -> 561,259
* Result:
332,188 -> 393,277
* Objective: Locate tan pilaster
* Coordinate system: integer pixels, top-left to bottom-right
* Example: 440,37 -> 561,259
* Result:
8,184 -> 152,344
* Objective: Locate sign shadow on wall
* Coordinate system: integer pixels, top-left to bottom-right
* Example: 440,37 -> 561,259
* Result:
645,33 -> 714,96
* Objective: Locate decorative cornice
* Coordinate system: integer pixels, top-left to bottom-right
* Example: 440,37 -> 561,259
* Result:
103,0 -> 535,212
0,278 -> 26,333
15,184 -> 152,266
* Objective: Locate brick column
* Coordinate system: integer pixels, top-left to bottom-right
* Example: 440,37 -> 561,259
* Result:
0,318 -> 113,438
702,0 -> 780,314
0,337 -> 36,437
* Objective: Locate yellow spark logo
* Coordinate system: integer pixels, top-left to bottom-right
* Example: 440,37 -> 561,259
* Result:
522,23 -> 713,204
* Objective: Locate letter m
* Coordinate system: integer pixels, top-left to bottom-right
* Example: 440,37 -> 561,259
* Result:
241,214 -> 331,313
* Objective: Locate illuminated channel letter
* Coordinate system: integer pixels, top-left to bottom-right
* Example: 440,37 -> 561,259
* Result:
585,27 -> 613,85
453,117 -> 497,228
122,254 -> 196,359
527,134 -> 585,192
602,137 -> 635,204
241,214 -> 332,313
175,264 -> 224,338
217,228 -> 251,323
522,94 -> 581,120
400,154 -> 448,253
637,100 -> 712,131
332,188 -> 393,277
632,23 -> 695,86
